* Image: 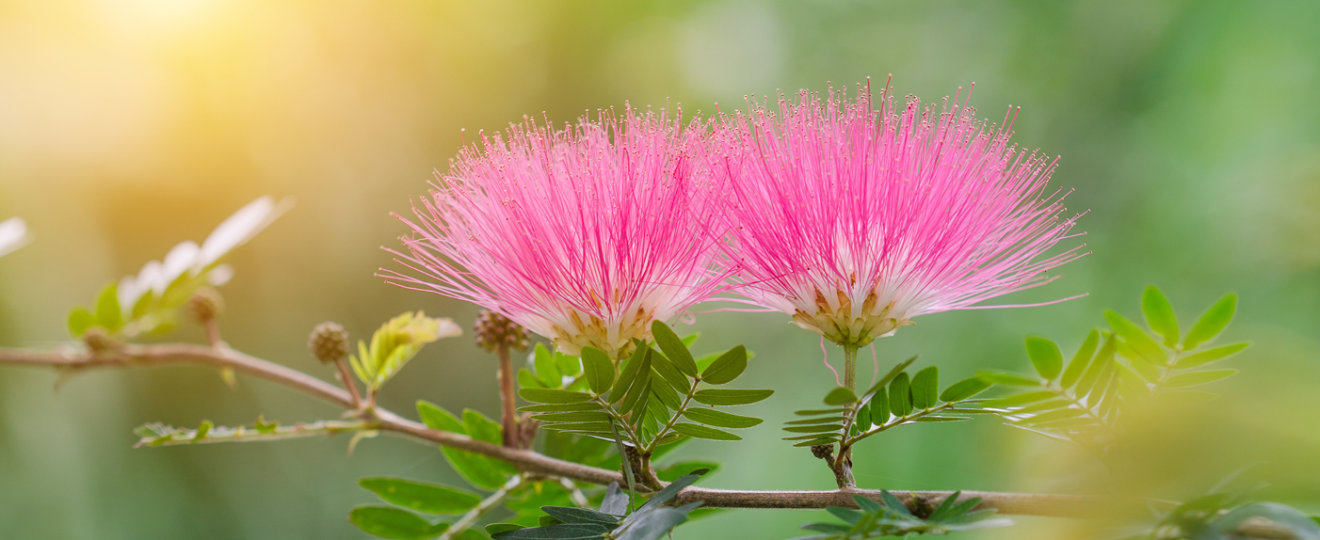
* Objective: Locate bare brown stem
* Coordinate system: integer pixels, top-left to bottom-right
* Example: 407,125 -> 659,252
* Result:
333,358 -> 363,409
0,344 -> 1103,517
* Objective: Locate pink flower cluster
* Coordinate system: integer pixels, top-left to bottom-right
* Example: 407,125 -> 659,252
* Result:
388,83 -> 1086,357
711,85 -> 1086,347
385,107 -> 728,358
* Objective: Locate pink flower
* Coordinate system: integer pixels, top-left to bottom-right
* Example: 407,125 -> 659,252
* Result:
384,107 -> 727,359
712,83 -> 1086,347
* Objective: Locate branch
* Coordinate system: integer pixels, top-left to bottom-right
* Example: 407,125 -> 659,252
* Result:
0,343 -> 1100,517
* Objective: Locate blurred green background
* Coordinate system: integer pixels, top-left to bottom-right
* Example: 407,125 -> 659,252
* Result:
2,0 -> 1318,538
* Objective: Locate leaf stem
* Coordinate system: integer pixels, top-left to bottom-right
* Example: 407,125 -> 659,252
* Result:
438,474 -> 523,540
644,381 -> 699,455
844,345 -> 858,393
843,402 -> 961,449
496,343 -> 519,447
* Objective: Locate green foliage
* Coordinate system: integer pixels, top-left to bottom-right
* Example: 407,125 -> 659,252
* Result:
416,401 -> 516,490
982,287 -> 1249,453
359,478 -> 481,515
518,324 -> 771,454
784,356 -> 992,449
350,506 -> 451,540
351,312 -> 459,391
791,492 -> 1012,539
1117,487 -> 1320,540
489,471 -> 707,540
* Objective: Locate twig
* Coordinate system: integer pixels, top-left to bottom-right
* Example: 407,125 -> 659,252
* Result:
0,344 -> 1100,516
438,474 -> 523,540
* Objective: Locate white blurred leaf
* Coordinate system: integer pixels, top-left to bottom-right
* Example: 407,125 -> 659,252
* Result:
0,217 -> 29,257
197,196 -> 291,268
161,241 -> 200,284
207,264 -> 234,286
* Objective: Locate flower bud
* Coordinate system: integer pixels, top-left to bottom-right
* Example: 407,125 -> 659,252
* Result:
473,310 -> 529,353
810,444 -> 834,460
187,287 -> 224,323
308,322 -> 350,364
82,327 -> 118,353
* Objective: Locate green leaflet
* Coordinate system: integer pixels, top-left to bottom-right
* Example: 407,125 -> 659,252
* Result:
691,389 -> 774,406
1183,293 -> 1237,349
680,408 -> 762,429
358,478 -> 481,515
650,321 -> 698,376
1024,336 -> 1063,381
699,346 -> 747,385
349,506 -> 448,540
1142,286 -> 1180,347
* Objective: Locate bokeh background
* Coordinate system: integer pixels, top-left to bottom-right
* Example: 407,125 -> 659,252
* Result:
2,0 -> 1318,538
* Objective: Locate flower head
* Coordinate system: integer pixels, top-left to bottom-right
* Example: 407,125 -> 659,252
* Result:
385,106 -> 727,359
713,83 -> 1086,347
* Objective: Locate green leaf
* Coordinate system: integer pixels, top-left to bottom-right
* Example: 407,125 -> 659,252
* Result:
1061,329 -> 1100,389
518,402 -> 603,413
442,447 -> 512,491
1142,286 -> 1180,347
621,378 -> 651,421
691,389 -> 773,406
1164,369 -> 1238,388
95,283 -> 124,331
863,355 -> 918,397
609,347 -> 649,403
1183,293 -> 1237,350
519,389 -> 594,404
671,423 -> 740,441
417,401 -> 466,433
533,412 -> 613,423
518,369 -> 547,389
67,308 -> 96,337
485,524 -> 525,535
823,387 -> 858,405
870,386 -> 889,422
940,377 -> 992,403
464,409 -> 503,445
984,390 -> 1055,408
540,506 -> 621,526
782,424 -> 843,433
614,507 -> 693,540
1019,407 -> 1084,425
1024,336 -> 1063,381
580,347 -> 615,395
600,483 -> 628,516
1076,339 -> 1115,396
359,478 -> 482,515
555,351 -> 582,377
976,370 -> 1042,386
491,522 -> 610,539
1105,310 -> 1167,365
349,506 -> 447,540
649,376 -> 683,410
650,321 -> 698,377
889,372 -> 912,417
656,460 -> 721,482
681,408 -> 762,429
699,346 -> 747,385
1177,342 -> 1250,369
855,400 -> 873,431
647,349 -> 691,393
534,344 -> 562,387
910,366 -> 939,409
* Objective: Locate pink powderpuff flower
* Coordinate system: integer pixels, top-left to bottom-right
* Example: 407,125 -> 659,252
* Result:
383,106 -> 728,360
712,83 -> 1087,348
